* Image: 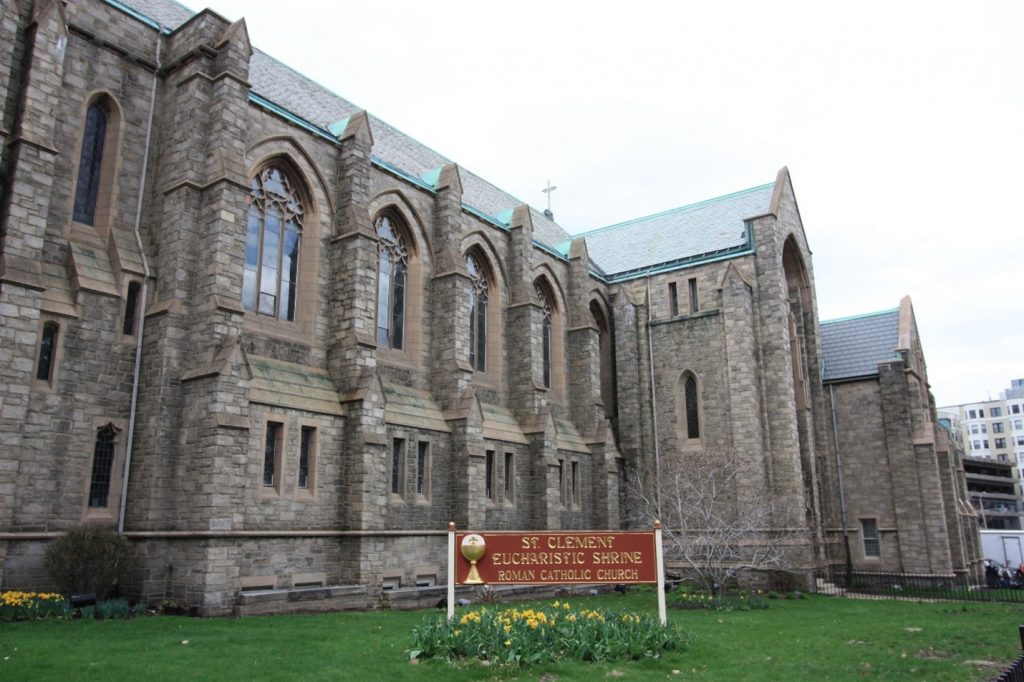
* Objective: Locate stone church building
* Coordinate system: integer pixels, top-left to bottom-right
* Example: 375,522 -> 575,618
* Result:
0,0 -> 980,613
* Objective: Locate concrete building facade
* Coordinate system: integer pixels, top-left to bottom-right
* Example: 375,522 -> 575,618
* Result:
0,0 -> 980,612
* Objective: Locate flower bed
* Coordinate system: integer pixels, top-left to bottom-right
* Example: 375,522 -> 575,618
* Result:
409,600 -> 683,666
0,591 -> 70,621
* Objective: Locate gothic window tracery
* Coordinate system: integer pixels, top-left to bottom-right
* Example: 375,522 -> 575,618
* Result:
376,214 -> 408,350
467,253 -> 489,372
243,166 -> 303,321
536,283 -> 553,389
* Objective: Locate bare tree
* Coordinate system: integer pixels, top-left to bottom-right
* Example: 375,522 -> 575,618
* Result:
630,448 -> 804,596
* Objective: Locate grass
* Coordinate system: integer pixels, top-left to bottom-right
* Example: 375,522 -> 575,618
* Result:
1,591 -> 1022,680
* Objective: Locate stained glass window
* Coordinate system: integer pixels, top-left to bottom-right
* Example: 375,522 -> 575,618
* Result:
88,424 -> 117,508
73,103 -> 107,225
243,167 -> 303,321
467,253 -> 488,372
376,215 -> 408,349
536,284 -> 553,389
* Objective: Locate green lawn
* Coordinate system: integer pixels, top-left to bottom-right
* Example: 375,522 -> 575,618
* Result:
2,592 -> 1022,680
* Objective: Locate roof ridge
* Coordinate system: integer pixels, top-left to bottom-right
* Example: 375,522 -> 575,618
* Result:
571,182 -> 775,239
821,307 -> 900,326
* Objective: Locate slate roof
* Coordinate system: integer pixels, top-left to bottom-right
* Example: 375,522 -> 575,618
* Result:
571,183 -> 774,279
111,0 -> 774,276
820,308 -> 901,382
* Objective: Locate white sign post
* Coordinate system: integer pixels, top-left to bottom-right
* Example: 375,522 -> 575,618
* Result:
655,520 -> 666,626
447,522 -> 456,622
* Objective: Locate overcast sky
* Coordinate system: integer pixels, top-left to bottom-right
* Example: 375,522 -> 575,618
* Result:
181,0 -> 1023,407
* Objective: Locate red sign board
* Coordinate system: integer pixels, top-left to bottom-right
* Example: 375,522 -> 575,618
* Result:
455,531 -> 657,585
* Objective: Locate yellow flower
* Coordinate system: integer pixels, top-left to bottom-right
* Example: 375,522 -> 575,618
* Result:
552,600 -> 560,608
504,624 -> 511,633
504,639 -> 511,646
527,618 -> 538,629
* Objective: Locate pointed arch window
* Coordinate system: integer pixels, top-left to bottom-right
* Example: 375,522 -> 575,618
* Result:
376,214 -> 408,349
467,253 -> 489,372
684,373 -> 701,440
88,424 -> 119,508
536,283 -> 553,389
243,166 -> 303,321
73,103 -> 108,225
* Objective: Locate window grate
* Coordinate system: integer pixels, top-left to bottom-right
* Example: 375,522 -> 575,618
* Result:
88,424 -> 117,507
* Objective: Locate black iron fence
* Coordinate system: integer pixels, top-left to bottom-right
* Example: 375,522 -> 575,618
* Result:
816,564 -> 1024,604
995,626 -> 1024,682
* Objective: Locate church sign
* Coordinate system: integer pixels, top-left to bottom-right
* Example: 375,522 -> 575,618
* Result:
455,531 -> 658,585
446,523 -> 667,625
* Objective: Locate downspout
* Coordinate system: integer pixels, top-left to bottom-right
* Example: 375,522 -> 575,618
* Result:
828,384 -> 853,585
646,276 -> 662,516
118,27 -> 161,534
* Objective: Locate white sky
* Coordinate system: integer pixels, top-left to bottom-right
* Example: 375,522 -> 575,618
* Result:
182,0 -> 1023,407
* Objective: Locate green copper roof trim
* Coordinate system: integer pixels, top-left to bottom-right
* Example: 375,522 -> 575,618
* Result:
606,246 -> 754,283
495,209 -> 514,225
249,93 -> 337,143
533,239 -> 570,262
102,0 -> 166,32
462,204 -> 509,231
327,117 -> 350,138
575,182 -> 776,238
420,168 -> 442,189
820,307 -> 900,326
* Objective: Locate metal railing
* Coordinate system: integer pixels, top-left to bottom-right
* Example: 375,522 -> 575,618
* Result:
816,564 -> 1024,604
995,626 -> 1024,682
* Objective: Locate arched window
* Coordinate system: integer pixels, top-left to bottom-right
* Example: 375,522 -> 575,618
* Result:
535,283 -> 553,389
88,424 -> 119,508
683,372 -> 701,440
243,166 -> 303,321
73,102 -> 108,225
376,213 -> 408,349
466,253 -> 489,372
36,321 -> 59,383
590,300 -> 616,422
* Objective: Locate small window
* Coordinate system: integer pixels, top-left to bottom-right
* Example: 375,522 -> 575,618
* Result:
1012,405 -> 1021,415
992,407 -> 1003,417
123,282 -> 141,335
995,438 -> 1007,449
571,461 -> 580,508
994,422 -> 1004,433
485,450 -> 495,501
503,452 -> 514,503
981,424 -> 988,434
88,424 -> 119,508
390,438 -> 405,496
980,408 -> 986,418
970,425 -> 979,434
688,277 -> 698,314
984,439 -> 990,448
969,410 -> 977,419
298,426 -> 316,490
558,459 -> 566,505
36,321 -> 59,383
415,575 -> 436,588
263,422 -> 283,488
416,441 -> 429,497
861,519 -> 880,558
668,282 -> 678,317
73,102 -> 108,225
1015,420 -> 1023,430
684,374 -> 700,439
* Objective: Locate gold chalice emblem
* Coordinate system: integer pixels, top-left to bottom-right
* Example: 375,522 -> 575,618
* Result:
460,534 -> 487,584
